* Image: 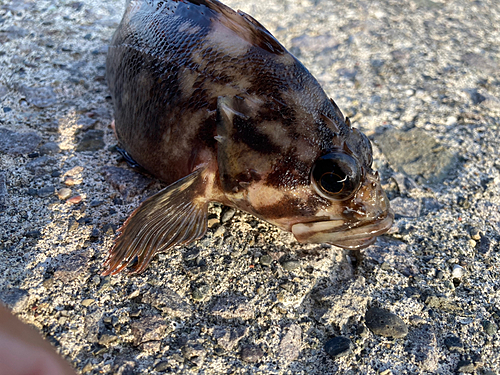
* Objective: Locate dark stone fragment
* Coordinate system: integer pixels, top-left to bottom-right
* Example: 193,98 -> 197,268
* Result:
213,326 -> 248,351
25,230 -> 41,238
103,224 -> 115,236
90,228 -> 100,241
51,170 -> 61,177
365,307 -> 408,338
154,362 -> 170,372
142,287 -> 192,318
53,249 -> 90,283
27,188 -> 37,196
470,90 -> 486,105
90,199 -> 102,207
0,127 -> 41,155
3,107 -> 11,113
444,335 -> 463,352
130,315 -> 170,346
98,332 -> 119,346
101,166 -> 153,200
37,186 -> 55,197
28,152 -> 39,158
19,85 -> 57,108
240,345 -> 264,363
456,360 -> 474,373
481,319 -> 498,336
260,254 -> 273,266
282,260 -> 300,271
373,128 -> 459,185
76,129 -> 105,152
324,336 -> 353,359
39,142 -> 60,155
76,115 -> 97,131
0,171 -> 7,211
25,156 -> 56,176
478,235 -> 491,254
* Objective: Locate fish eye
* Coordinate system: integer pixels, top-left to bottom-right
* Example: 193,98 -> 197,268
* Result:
311,151 -> 362,200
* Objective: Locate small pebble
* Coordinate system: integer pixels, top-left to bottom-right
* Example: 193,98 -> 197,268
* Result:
90,228 -> 100,241
51,170 -> 61,177
451,264 -> 465,279
282,260 -> 300,271
456,360 -> 474,373
478,235 -> 491,254
76,129 -> 105,152
154,362 -> 170,372
324,336 -> 353,359
37,186 -> 55,198
89,199 -> 102,207
365,307 -> 408,338
468,239 -> 477,248
57,188 -> 72,200
444,335 -> 463,351
213,225 -> 225,237
67,195 -> 82,204
240,345 -> 264,363
260,255 -> 273,266
221,208 -> 236,223
469,227 -> 481,240
82,299 -> 95,307
192,285 -> 210,301
481,320 -> 498,336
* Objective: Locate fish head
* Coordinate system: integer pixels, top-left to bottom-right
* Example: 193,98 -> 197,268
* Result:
216,95 -> 393,250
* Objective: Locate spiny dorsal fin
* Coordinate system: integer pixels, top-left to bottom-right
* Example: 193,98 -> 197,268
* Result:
103,168 -> 208,275
176,0 -> 286,54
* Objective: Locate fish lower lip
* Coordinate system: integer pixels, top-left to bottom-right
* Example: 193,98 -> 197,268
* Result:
291,209 -> 394,248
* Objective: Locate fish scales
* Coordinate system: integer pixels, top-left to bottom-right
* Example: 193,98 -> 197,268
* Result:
104,0 -> 393,275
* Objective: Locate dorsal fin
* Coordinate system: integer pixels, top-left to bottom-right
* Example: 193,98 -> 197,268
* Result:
174,0 -> 286,54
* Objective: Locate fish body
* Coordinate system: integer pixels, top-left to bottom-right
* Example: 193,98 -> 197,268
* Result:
104,0 -> 393,274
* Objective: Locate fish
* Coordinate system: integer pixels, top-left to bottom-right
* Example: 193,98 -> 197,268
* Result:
103,0 -> 394,275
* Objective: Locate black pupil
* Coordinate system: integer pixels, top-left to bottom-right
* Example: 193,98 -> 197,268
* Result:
311,151 -> 361,200
320,173 -> 344,194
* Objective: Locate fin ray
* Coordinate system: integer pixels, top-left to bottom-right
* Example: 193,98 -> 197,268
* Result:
103,169 -> 208,275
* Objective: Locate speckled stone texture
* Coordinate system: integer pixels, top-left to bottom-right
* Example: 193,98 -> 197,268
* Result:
0,0 -> 499,374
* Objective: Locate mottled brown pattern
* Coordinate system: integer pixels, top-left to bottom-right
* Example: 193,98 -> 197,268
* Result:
105,0 -> 392,274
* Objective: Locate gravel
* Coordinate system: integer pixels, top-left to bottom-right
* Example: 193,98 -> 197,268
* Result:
0,0 -> 499,374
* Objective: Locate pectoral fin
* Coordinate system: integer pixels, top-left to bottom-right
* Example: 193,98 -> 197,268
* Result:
103,168 -> 209,275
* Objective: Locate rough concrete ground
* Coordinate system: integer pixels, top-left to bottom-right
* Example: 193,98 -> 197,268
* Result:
0,0 -> 499,374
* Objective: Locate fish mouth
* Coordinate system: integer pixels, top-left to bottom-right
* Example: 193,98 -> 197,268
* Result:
291,209 -> 394,250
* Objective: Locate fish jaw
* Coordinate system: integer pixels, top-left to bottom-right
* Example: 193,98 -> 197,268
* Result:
290,171 -> 394,249
291,208 -> 394,249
